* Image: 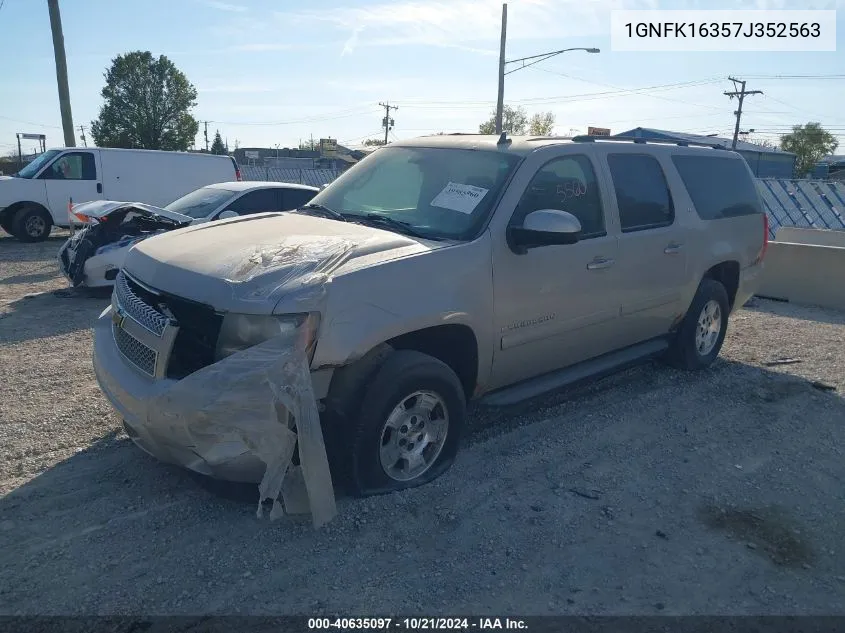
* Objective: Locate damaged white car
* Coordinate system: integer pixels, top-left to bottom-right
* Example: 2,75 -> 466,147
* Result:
58,181 -> 319,288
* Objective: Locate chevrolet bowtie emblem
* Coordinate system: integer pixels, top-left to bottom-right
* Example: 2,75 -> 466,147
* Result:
112,307 -> 126,329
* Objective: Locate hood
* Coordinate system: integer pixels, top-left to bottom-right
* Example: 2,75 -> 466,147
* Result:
0,175 -> 14,181
123,213 -> 449,313
71,199 -> 193,225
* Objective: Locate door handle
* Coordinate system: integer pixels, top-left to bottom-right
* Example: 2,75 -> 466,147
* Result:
587,257 -> 615,270
96,183 -> 102,194
664,242 -> 683,254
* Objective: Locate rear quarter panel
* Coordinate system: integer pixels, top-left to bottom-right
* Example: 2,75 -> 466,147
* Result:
661,148 -> 765,312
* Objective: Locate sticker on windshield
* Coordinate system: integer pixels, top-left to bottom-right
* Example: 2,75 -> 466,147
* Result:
431,182 -> 489,214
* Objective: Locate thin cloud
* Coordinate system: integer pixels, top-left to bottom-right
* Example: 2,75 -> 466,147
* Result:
228,43 -> 295,52
341,28 -> 362,57
198,83 -> 278,94
200,0 -> 247,12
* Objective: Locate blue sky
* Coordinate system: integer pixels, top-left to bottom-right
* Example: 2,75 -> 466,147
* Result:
0,0 -> 843,155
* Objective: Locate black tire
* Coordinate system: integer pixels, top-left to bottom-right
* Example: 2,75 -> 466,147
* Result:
0,214 -> 15,236
344,350 -> 467,497
12,205 -> 52,242
665,278 -> 730,370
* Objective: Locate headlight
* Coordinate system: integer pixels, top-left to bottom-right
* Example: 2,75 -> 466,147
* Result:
214,312 -> 321,362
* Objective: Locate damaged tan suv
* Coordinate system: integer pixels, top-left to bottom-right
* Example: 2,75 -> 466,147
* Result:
93,134 -> 768,501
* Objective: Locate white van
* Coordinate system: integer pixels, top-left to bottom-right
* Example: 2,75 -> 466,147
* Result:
0,147 -> 241,242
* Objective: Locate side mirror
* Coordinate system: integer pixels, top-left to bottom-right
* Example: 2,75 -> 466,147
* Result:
218,209 -> 238,220
507,209 -> 582,254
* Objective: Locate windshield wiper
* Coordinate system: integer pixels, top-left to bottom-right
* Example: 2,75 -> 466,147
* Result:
347,213 -> 441,241
296,203 -> 346,222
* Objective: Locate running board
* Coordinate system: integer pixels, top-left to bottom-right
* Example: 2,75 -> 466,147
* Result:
479,338 -> 670,407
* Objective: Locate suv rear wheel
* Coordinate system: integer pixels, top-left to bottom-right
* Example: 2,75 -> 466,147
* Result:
12,206 -> 53,242
665,278 -> 730,370
345,350 -> 466,497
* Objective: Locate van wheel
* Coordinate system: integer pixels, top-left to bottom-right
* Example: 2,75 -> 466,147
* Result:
13,206 -> 53,242
346,350 -> 466,497
665,278 -> 730,370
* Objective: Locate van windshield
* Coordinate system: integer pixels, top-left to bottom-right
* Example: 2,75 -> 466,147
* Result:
16,150 -> 62,178
164,187 -> 236,219
308,146 -> 522,240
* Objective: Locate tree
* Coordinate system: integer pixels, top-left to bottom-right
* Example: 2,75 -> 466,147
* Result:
528,112 -> 555,136
745,136 -> 778,150
91,51 -> 199,151
210,130 -> 226,155
780,122 -> 839,177
479,105 -> 528,135
363,138 -> 386,147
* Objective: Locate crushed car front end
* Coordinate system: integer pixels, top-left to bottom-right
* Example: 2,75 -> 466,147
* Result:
58,201 -> 191,288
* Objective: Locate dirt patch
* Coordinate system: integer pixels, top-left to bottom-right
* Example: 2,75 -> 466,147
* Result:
698,504 -> 815,568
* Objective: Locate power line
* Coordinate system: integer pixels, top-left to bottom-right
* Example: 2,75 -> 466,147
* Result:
526,69 -> 726,111
741,74 -> 845,79
401,79 -> 728,110
206,106 -> 379,127
0,114 -> 62,129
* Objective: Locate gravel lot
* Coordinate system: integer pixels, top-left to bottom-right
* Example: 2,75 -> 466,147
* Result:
1,232 -> 844,616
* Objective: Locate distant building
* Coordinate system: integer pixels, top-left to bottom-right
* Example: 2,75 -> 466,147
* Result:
811,155 -> 845,180
233,144 -> 362,171
614,128 -> 797,179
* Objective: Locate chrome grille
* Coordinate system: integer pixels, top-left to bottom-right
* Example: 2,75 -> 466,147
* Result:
114,272 -> 168,336
112,322 -> 157,377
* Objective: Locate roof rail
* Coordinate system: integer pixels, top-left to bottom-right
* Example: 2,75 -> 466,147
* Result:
571,135 -> 728,149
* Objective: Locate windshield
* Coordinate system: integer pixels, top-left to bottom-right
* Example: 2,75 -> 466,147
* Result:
16,150 -> 62,178
164,187 -> 235,219
308,146 -> 522,240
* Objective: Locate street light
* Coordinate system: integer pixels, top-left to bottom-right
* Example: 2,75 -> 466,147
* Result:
494,5 -> 600,134
504,47 -> 600,76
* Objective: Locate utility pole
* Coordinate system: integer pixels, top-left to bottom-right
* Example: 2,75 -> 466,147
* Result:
78,125 -> 87,147
495,3 -> 507,134
379,101 -> 398,145
724,77 -> 762,150
47,0 -> 76,147
203,121 -> 209,152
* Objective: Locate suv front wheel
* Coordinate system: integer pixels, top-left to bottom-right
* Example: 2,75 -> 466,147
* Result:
666,278 -> 730,370
346,350 -> 467,497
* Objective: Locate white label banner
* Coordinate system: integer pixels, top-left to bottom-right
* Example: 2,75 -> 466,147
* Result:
611,10 -> 836,52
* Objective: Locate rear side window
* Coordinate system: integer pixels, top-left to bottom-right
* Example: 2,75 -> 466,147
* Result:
281,188 -> 317,210
607,154 -> 674,232
672,155 -> 762,219
225,189 -> 280,215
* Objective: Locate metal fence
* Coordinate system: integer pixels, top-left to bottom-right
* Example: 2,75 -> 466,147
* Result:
757,179 -> 845,238
239,165 -> 343,188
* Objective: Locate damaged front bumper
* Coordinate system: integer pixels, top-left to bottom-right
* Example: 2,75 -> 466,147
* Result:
93,303 -> 337,526
93,309 -> 267,482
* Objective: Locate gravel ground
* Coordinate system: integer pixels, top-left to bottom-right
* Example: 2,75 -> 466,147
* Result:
1,232 -> 844,616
